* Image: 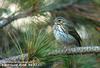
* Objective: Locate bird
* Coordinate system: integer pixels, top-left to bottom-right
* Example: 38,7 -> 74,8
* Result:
53,17 -> 81,47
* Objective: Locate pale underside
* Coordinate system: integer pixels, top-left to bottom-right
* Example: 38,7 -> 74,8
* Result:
53,25 -> 77,46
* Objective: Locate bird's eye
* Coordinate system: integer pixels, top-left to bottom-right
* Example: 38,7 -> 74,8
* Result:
58,19 -> 62,22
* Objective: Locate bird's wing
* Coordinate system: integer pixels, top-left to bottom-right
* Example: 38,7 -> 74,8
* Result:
68,27 -> 82,46
62,23 -> 82,46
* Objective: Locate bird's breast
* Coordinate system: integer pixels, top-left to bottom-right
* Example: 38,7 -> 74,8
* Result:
53,25 -> 76,44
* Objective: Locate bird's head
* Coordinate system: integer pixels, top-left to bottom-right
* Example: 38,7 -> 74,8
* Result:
54,17 -> 67,26
54,17 -> 74,27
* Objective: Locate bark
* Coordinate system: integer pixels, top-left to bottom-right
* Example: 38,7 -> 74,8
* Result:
0,54 -> 28,64
48,46 -> 100,56
0,46 -> 100,65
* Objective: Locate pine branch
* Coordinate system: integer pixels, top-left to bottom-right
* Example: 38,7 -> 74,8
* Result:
0,54 -> 44,66
0,7 -> 34,29
48,46 -> 100,56
71,4 -> 100,23
0,46 -> 100,65
0,54 -> 28,64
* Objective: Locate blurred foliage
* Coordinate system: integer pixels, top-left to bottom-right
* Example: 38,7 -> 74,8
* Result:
71,16 -> 100,46
77,0 -> 93,4
93,0 -> 100,5
0,8 -> 8,16
7,0 -> 76,10
7,0 -> 100,11
76,55 -> 97,68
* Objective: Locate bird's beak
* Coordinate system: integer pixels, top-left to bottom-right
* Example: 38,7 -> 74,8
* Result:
55,22 -> 60,25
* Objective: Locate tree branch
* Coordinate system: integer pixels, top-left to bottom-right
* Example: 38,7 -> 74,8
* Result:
0,54 -> 28,64
0,7 -> 34,29
0,46 -> 100,65
0,54 -> 45,66
48,46 -> 100,56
